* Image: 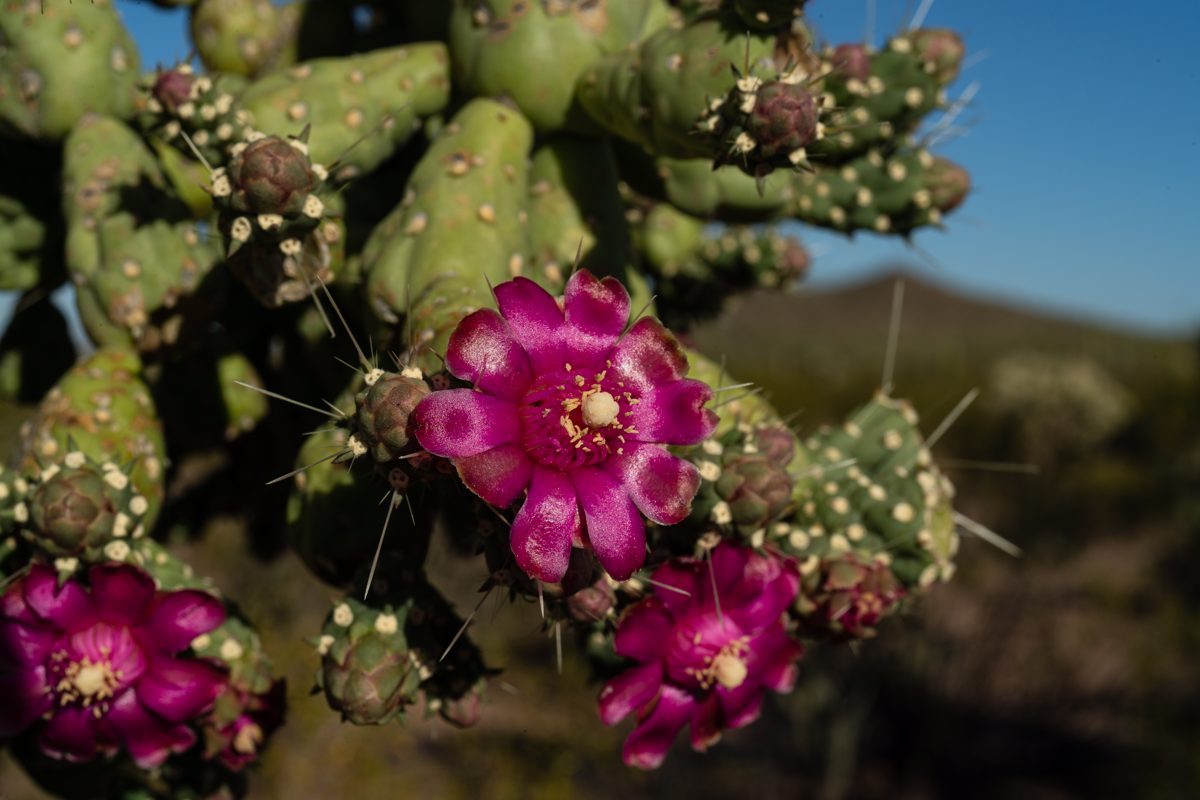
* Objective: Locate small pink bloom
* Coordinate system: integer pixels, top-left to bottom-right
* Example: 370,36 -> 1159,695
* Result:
598,542 -> 804,769
0,564 -> 227,768
413,271 -> 717,583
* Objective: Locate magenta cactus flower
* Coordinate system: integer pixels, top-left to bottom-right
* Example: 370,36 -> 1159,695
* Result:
412,270 -> 717,583
597,542 -> 803,769
0,563 -> 227,768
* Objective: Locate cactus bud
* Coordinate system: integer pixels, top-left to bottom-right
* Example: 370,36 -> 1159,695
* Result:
353,372 -> 432,462
909,29 -> 966,85
794,555 -> 905,639
228,136 -> 317,217
924,157 -> 971,212
830,43 -> 872,82
715,452 -> 793,530
317,598 -> 422,725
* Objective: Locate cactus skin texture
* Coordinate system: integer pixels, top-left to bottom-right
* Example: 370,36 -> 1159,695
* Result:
526,136 -> 637,292
238,44 -> 451,176
448,0 -> 672,133
0,0 -> 140,141
363,98 -> 533,373
62,115 -> 224,355
189,0 -> 301,78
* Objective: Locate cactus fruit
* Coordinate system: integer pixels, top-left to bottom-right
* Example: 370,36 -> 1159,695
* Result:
0,0 -> 140,141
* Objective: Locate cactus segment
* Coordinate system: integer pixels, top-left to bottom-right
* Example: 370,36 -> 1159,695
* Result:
448,0 -> 672,133
239,44 -> 451,175
0,0 -> 140,141
527,136 -> 635,291
363,98 -> 534,372
62,115 -> 224,354
17,348 -> 167,532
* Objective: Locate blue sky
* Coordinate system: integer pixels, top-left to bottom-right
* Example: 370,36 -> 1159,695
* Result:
24,1 -> 1200,335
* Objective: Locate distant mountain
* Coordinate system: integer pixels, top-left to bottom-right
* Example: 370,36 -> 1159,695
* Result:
691,268 -> 1197,425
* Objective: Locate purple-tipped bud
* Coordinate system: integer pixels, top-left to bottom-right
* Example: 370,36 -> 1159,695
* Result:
151,69 -> 196,114
924,157 -> 971,212
716,452 -> 794,530
910,29 -> 966,85
354,373 -> 432,462
753,425 -> 797,467
566,577 -> 617,623
831,43 -> 872,82
795,555 -> 905,639
228,137 -> 317,217
746,82 -> 821,161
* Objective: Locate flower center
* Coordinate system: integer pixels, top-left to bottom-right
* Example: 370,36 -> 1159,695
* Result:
233,722 -> 265,755
710,648 -> 749,690
518,362 -> 640,470
52,654 -> 122,710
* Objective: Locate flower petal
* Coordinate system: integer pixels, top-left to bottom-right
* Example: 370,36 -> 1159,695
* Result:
0,619 -> 60,667
446,308 -> 534,402
716,680 -> 765,731
606,443 -> 700,525
38,705 -> 103,763
573,467 -> 645,581
22,566 -> 96,632
455,443 -> 534,507
598,662 -> 662,726
136,656 -> 228,723
412,389 -> 521,459
142,591 -> 226,655
698,542 -> 750,611
629,379 -> 718,445
727,555 -> 800,632
493,276 -> 565,372
106,690 -> 197,768
649,559 -> 700,617
509,467 -> 579,583
748,624 -> 804,693
563,270 -> 629,365
88,564 -> 156,626
613,596 -> 673,662
609,317 -> 688,393
0,667 -> 52,735
621,685 -> 695,770
690,692 -> 724,751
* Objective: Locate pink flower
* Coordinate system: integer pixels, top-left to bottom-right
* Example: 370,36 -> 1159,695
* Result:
0,564 -> 227,768
412,270 -> 717,583
598,542 -> 803,769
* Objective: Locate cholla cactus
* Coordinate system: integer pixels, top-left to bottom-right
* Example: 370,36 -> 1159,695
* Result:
0,0 -> 993,792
